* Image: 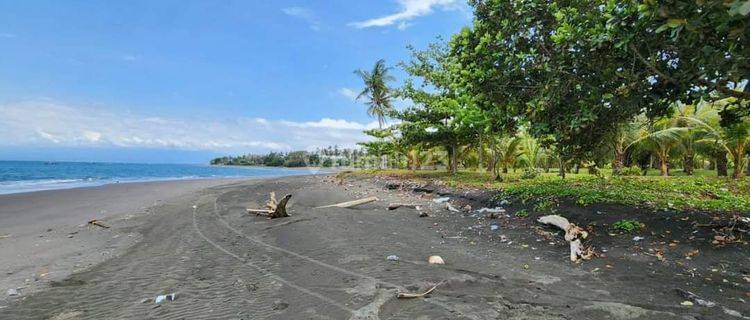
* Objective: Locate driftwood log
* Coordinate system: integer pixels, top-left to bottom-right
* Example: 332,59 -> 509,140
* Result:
247,192 -> 292,219
387,203 -> 421,210
538,215 -> 593,262
315,197 -> 378,209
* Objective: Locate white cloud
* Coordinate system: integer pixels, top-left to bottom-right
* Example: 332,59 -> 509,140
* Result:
282,7 -> 323,31
338,87 -> 358,101
349,0 -> 459,29
0,100 -> 376,153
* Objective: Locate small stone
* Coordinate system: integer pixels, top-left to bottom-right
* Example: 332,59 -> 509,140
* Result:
428,255 -> 445,265
7,288 -> 19,296
419,212 -> 429,218
680,301 -> 694,307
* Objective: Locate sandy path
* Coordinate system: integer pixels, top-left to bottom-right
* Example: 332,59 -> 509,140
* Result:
0,175 -> 730,319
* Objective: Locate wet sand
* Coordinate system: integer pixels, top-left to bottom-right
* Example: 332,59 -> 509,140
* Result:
0,175 -> 746,319
0,179 -> 244,303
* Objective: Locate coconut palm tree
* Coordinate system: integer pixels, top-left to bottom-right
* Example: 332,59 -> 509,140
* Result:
518,133 -> 542,170
354,59 -> 395,129
663,98 -> 747,179
490,136 -> 523,175
628,117 -> 683,176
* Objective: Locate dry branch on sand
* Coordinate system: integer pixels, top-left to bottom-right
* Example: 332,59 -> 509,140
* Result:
397,282 -> 443,299
87,219 -> 110,229
315,197 -> 378,209
537,215 -> 594,262
247,192 -> 292,219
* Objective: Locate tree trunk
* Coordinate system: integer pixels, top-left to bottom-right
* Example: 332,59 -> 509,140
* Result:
450,144 -> 458,175
559,158 -> 566,179
478,133 -> 484,172
545,159 -> 551,173
573,162 -> 580,174
380,155 -> 387,170
612,145 -> 624,175
683,153 -> 694,175
731,147 -> 746,179
502,166 -> 508,174
659,156 -> 669,177
488,138 -> 497,175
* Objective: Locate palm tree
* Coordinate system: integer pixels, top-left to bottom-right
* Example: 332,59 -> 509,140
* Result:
354,59 -> 395,129
628,117 -> 683,176
518,133 -> 542,170
490,136 -> 523,175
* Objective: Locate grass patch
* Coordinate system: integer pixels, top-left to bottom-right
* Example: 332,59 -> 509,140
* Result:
343,169 -> 750,213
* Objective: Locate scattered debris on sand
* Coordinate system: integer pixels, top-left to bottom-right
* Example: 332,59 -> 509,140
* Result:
387,203 -> 421,210
397,282 -> 442,299
154,293 -> 177,304
432,197 -> 450,204
87,219 -> 110,229
675,288 -> 716,308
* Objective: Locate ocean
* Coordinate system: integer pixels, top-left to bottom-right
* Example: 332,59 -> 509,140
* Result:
0,161 -> 319,195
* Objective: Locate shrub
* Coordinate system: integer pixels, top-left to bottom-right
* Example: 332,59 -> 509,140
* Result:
612,219 -> 643,233
618,166 -> 642,176
521,168 -> 540,179
515,209 -> 529,217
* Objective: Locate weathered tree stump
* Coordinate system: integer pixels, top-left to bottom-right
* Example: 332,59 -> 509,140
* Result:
269,194 -> 292,219
247,192 -> 292,219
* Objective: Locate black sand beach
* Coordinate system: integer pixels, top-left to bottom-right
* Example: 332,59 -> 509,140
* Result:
0,175 -> 746,319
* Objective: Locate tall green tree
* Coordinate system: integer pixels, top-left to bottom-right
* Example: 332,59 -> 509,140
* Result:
397,43 -> 479,175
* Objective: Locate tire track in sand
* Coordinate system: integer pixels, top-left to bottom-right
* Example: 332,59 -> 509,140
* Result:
200,191 -> 467,319
191,202 -> 355,315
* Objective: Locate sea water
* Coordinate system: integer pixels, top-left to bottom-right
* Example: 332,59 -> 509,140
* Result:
0,161 -> 318,195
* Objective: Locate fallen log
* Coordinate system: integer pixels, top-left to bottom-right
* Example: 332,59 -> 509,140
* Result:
387,203 -> 421,210
537,215 -> 592,262
247,209 -> 274,214
315,196 -> 378,209
397,282 -> 442,299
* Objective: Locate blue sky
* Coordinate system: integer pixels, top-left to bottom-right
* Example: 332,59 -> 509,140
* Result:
0,0 -> 471,163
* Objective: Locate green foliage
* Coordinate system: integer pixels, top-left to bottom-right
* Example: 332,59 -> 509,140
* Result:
612,219 -> 644,233
515,209 -> 529,218
619,166 -> 643,177
533,197 -> 556,212
350,170 -> 750,213
521,168 -> 540,180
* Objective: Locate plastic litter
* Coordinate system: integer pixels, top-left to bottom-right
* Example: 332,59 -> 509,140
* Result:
155,293 -> 177,304
632,236 -> 645,241
386,255 -> 400,261
477,207 -> 505,213
7,288 -> 18,296
490,224 -> 500,231
432,197 -> 450,204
